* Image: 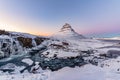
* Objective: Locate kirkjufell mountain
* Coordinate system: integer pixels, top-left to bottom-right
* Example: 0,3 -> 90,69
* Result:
52,23 -> 86,40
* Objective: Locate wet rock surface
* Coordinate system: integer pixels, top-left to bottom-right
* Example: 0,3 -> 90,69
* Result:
34,37 -> 48,46
17,37 -> 33,48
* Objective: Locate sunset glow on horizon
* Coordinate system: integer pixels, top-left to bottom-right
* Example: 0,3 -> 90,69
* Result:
0,0 -> 120,37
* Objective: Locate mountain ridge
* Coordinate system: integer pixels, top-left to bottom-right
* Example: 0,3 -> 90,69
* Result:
52,23 -> 86,40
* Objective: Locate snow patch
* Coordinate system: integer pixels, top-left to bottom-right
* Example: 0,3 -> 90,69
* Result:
22,58 -> 33,65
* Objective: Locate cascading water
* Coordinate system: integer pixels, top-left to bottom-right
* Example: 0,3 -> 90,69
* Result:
0,35 -> 24,59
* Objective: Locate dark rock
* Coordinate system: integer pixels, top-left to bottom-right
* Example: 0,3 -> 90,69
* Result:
81,50 -> 94,54
106,50 -> 120,58
62,42 -> 69,46
17,37 -> 33,48
2,43 -> 7,48
99,54 -> 107,57
0,30 -> 10,35
50,44 -> 66,49
34,37 -> 47,45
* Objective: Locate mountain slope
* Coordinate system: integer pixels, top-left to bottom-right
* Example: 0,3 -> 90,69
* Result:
52,23 -> 86,40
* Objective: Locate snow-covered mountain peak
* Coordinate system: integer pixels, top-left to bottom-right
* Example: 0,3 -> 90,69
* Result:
52,23 -> 86,40
60,23 -> 75,32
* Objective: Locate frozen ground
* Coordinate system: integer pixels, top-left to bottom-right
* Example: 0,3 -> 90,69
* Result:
50,63 -> 120,80
0,38 -> 120,80
0,71 -> 50,80
1,64 -> 120,80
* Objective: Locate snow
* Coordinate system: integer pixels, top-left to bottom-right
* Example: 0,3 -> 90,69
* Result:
103,37 -> 120,40
10,32 -> 37,39
42,49 -> 80,58
0,35 -> 12,39
50,63 -> 120,80
22,58 -> 33,65
0,63 -> 17,70
98,57 -> 120,80
97,48 -> 120,53
99,57 -> 120,73
0,64 -> 50,80
50,64 -> 105,80
0,72 -> 50,80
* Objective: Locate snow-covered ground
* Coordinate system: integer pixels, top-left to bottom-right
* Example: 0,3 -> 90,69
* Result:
102,37 -> 120,40
0,71 -> 50,80
41,38 -> 118,58
50,64 -> 105,80
1,63 -> 120,80
50,63 -> 120,80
